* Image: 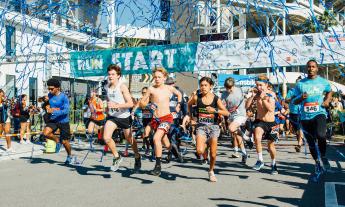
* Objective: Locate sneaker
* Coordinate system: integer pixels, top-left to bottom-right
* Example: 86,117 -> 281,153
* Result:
55,143 -> 62,153
64,156 -> 74,165
231,152 -> 240,158
145,149 -> 150,156
208,171 -> 217,182
20,140 -> 25,144
111,155 -> 123,172
271,164 -> 278,175
201,159 -> 208,165
295,145 -> 301,153
25,139 -> 32,144
315,160 -> 324,174
253,160 -> 264,171
321,157 -> 331,171
165,152 -> 172,163
134,154 -> 141,171
247,140 -> 254,150
151,164 -> 161,176
241,153 -> 248,164
6,147 -> 15,153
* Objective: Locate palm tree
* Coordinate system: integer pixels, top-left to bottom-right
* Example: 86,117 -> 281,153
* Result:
301,10 -> 339,33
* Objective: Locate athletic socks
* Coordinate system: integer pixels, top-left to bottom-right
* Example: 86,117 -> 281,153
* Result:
258,152 -> 263,161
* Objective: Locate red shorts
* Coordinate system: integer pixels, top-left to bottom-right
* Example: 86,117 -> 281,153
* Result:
150,114 -> 173,134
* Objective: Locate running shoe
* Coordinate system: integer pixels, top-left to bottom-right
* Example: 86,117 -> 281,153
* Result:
6,147 -> 15,153
253,160 -> 264,171
247,140 -> 254,150
271,164 -> 278,175
111,155 -> 123,172
55,143 -> 62,153
20,140 -> 25,145
25,139 -> 32,144
241,153 -> 248,164
295,145 -> 301,153
134,154 -> 141,171
201,159 -> 208,165
208,171 -> 217,182
145,149 -> 150,156
64,156 -> 74,165
321,157 -> 331,171
151,164 -> 161,176
231,152 -> 240,158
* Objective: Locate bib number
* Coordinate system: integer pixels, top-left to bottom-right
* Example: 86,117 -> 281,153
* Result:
172,112 -> 179,119
304,102 -> 319,113
158,122 -> 170,132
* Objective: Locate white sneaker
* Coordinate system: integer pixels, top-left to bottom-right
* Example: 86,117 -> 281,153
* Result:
6,148 -> 15,153
25,139 -> 32,144
208,171 -> 217,182
20,140 -> 25,144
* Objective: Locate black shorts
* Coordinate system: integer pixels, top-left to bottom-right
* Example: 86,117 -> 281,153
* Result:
89,119 -> 105,127
254,120 -> 279,141
289,113 -> 301,131
142,118 -> 151,127
106,116 -> 132,129
46,122 -> 71,141
19,115 -> 30,123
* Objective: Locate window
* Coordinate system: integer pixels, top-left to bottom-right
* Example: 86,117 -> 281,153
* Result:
66,41 -> 72,49
6,25 -> 15,56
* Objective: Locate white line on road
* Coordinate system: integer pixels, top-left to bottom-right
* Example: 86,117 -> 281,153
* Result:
325,182 -> 345,207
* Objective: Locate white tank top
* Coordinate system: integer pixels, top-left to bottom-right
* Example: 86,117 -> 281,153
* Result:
106,83 -> 130,118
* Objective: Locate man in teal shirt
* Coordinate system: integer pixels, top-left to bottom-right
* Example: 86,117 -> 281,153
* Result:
294,60 -> 333,176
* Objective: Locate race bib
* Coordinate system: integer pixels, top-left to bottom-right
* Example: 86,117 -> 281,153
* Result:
271,125 -> 279,134
199,113 -> 214,124
172,112 -> 179,119
303,102 -> 319,113
170,101 -> 177,107
158,122 -> 170,132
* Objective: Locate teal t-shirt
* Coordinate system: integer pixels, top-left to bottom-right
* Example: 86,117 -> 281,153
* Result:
286,88 -> 300,114
294,76 -> 331,120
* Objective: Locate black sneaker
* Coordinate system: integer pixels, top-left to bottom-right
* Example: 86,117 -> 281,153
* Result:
151,164 -> 161,176
321,157 -> 331,171
134,154 -> 141,171
241,153 -> 248,164
271,164 -> 278,175
201,159 -> 208,165
253,160 -> 264,171
165,152 -> 172,163
295,145 -> 301,153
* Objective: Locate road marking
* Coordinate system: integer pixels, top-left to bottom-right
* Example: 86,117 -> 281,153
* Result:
325,182 -> 345,207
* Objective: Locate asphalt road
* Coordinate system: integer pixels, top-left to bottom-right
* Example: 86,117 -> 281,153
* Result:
0,138 -> 344,207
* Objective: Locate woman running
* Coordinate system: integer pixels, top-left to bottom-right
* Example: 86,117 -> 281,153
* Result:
187,77 -> 229,182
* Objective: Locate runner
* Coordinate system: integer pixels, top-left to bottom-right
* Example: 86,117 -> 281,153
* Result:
0,89 -> 13,152
43,78 -> 74,164
246,74 -> 279,174
187,77 -> 229,182
293,60 -> 333,175
285,77 -> 303,152
103,64 -> 141,172
139,67 -> 182,176
132,87 -> 152,156
19,94 -> 32,144
87,90 -> 105,142
221,77 -> 248,164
